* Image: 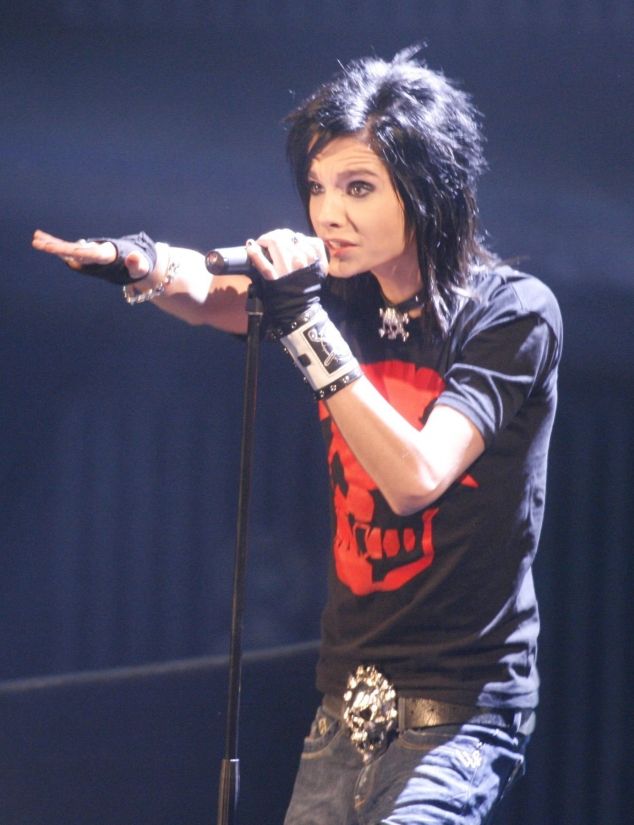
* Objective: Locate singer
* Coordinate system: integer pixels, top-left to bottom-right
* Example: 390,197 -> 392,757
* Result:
32,47 -> 561,824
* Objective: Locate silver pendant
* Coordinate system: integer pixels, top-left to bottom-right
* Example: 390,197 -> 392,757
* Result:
378,306 -> 410,342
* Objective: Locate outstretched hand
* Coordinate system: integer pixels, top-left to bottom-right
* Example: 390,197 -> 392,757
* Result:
31,230 -> 153,280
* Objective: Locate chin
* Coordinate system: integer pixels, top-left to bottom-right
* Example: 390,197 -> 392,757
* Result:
327,259 -> 365,279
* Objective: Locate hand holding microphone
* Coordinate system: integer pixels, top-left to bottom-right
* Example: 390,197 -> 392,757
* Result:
215,229 -> 359,402
206,230 -> 327,280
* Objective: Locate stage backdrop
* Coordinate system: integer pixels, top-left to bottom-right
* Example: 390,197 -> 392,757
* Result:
1,3 -> 633,824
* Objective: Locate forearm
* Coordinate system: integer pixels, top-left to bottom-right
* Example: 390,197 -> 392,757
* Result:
326,379 -> 484,516
148,245 -> 250,333
274,304 -> 457,515
325,378 -> 438,515
32,230 -> 250,333
242,234 -> 484,513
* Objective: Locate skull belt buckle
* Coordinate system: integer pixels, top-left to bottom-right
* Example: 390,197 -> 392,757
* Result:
342,665 -> 398,762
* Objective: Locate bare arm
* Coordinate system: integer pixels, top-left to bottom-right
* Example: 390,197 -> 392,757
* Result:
248,229 -> 485,516
31,230 -> 250,334
32,228 -> 484,512
152,246 -> 250,333
325,382 -> 484,515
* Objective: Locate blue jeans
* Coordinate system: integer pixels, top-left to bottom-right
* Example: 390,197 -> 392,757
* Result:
283,703 -> 531,824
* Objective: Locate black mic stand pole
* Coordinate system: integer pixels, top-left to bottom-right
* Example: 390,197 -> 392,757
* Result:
216,282 -> 264,825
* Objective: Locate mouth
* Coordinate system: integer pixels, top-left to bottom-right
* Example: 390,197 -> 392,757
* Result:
325,239 -> 356,257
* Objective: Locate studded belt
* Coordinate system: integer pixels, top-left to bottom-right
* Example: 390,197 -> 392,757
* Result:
324,692 -> 532,731
323,665 -> 535,762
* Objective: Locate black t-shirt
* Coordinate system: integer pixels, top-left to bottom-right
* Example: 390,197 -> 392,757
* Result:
316,266 -> 562,709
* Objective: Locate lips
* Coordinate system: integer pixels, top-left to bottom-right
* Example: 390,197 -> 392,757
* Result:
325,239 -> 356,257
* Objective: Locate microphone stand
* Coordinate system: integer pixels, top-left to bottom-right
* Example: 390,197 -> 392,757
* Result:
216,281 -> 263,825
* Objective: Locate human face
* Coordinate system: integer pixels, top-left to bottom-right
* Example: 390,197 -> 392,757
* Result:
307,135 -> 421,302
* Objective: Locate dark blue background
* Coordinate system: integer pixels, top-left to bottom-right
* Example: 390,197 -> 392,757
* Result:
1,3 -> 633,823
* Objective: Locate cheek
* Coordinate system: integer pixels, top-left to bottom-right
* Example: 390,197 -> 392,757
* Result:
369,195 -> 405,237
372,213 -> 407,256
387,202 -> 407,239
308,197 -> 323,233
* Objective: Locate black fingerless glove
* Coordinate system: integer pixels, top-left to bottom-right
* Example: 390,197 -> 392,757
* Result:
261,261 -> 362,401
260,261 -> 325,336
78,231 -> 158,285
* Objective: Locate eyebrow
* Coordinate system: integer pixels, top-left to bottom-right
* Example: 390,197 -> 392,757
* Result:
341,167 -> 381,178
308,167 -> 382,180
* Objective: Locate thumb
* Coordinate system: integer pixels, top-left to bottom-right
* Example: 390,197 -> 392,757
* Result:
124,250 -> 152,279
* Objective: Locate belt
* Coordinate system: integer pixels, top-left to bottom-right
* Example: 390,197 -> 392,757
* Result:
323,693 -> 535,734
324,665 -> 535,762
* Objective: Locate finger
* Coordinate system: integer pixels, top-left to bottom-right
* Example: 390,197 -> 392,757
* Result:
124,250 -> 152,279
32,229 -> 74,253
255,227 -> 296,247
32,229 -> 59,247
255,229 -> 314,276
256,228 -> 298,253
32,231 -> 116,267
62,240 -> 116,268
32,231 -> 92,256
285,232 -> 326,273
61,243 -> 101,270
305,235 -> 328,269
246,238 -> 279,280
288,233 -> 312,271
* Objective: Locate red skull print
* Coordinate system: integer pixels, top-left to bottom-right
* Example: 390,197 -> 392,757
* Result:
319,360 -> 477,596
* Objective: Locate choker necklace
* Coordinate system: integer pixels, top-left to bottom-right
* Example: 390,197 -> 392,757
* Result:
378,289 -> 425,342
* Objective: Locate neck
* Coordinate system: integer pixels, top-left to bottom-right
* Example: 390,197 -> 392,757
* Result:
373,272 -> 424,315
371,243 -> 422,305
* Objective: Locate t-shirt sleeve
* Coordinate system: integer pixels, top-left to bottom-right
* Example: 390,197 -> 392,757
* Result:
437,281 -> 562,446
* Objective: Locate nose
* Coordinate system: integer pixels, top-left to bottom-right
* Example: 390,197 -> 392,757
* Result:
311,189 -> 347,229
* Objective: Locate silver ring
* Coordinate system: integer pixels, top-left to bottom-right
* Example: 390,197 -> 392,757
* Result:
291,233 -> 299,245
77,239 -> 89,247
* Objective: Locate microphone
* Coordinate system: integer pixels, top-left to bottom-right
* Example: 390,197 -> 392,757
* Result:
205,246 -> 259,276
205,241 -> 327,277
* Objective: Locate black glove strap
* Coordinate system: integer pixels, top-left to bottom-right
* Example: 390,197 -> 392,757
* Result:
78,231 -> 158,285
260,261 -> 326,335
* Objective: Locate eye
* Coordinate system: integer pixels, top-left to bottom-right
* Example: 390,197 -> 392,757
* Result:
307,180 -> 323,196
347,180 -> 374,197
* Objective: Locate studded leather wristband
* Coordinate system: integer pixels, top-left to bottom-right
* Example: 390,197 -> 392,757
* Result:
279,304 -> 362,400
